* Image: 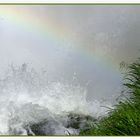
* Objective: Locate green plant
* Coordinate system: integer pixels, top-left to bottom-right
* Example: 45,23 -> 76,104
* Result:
80,59 -> 140,136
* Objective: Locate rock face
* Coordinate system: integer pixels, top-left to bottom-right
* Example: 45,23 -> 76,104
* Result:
67,113 -> 96,130
4,102 -> 97,135
26,113 -> 97,136
29,119 -> 67,135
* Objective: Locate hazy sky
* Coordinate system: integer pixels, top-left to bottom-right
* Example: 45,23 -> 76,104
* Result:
0,6 -> 140,101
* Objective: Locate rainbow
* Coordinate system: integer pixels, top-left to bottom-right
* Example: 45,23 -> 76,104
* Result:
0,6 -> 121,74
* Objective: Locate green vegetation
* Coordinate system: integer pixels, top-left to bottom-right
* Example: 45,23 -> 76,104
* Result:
80,59 -> 140,136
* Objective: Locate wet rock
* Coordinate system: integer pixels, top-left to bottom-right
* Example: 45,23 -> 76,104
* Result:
27,113 -> 96,136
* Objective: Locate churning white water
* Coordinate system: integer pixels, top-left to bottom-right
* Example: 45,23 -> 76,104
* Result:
0,64 -> 112,135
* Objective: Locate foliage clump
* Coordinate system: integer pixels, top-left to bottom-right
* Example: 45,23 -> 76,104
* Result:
80,59 -> 140,136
